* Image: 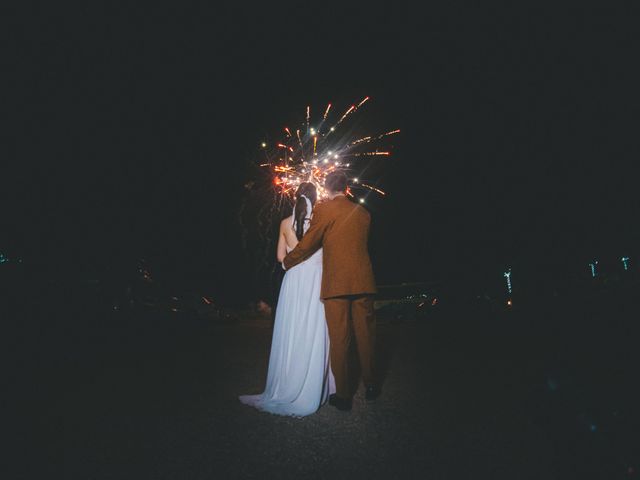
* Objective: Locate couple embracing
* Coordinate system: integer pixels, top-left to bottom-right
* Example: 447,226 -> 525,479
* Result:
240,171 -> 381,416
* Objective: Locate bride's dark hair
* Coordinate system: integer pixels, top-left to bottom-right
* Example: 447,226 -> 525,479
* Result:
294,182 -> 317,241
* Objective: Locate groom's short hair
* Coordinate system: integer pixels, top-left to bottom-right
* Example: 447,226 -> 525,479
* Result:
325,171 -> 348,193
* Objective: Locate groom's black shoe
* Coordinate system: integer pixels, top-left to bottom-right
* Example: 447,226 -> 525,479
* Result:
329,394 -> 352,411
365,385 -> 381,401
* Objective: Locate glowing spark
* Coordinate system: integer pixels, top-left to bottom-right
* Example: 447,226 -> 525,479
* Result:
351,136 -> 372,145
361,183 -> 386,195
306,106 -> 310,132
323,103 -> 332,120
284,127 -> 291,137
381,129 -> 400,137
372,129 -> 401,142
337,105 -> 355,125
354,151 -> 391,156
357,96 -> 370,108
351,129 -> 400,146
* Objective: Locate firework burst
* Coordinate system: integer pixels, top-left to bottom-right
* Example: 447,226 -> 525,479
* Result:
258,96 -> 399,203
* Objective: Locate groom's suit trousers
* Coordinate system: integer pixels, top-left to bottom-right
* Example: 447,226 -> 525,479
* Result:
324,295 -> 376,399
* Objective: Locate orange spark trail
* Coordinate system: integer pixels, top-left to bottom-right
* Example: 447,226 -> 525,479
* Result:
323,103 -> 332,120
336,105 -> 355,126
351,136 -> 372,145
361,183 -> 387,195
354,151 -> 391,156
357,96 -> 370,109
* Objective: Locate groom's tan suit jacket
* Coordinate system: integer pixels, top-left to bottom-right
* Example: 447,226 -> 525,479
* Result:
283,195 -> 376,299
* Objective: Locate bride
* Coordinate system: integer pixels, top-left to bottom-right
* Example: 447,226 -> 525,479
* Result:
239,182 -> 335,416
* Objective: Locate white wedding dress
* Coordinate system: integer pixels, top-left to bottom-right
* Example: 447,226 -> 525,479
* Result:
239,216 -> 335,417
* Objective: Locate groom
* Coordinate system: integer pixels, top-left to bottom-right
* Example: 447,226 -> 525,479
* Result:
283,171 -> 380,411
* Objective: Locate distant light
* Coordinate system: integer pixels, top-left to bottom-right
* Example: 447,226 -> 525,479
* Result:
323,159 -> 329,164
589,260 -> 598,278
353,178 -> 359,183
261,142 -> 267,148
346,163 -> 350,167
330,127 -> 335,131
301,169 -> 306,173
328,151 -> 332,155
335,161 -> 340,166
310,128 -> 316,135
359,198 -> 365,203
621,256 -> 630,271
507,299 -> 512,306
334,154 -> 339,158
503,268 -> 513,294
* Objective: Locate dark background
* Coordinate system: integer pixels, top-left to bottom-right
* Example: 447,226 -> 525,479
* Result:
3,3 -> 639,304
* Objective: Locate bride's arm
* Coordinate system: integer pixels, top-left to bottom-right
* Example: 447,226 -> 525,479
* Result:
276,221 -> 288,263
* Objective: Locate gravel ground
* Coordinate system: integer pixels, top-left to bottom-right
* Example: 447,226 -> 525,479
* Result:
13,297 -> 636,479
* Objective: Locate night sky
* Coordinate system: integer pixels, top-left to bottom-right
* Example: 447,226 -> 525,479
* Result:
3,4 -> 639,303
